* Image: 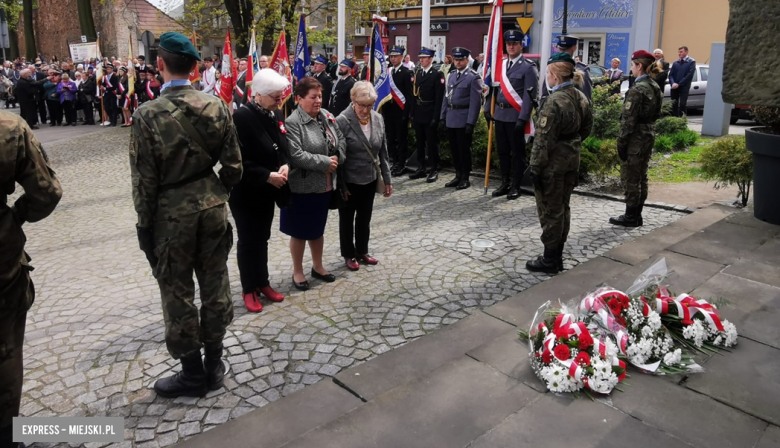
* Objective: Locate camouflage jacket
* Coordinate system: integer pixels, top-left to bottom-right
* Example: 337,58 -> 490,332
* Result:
530,83 -> 593,174
130,85 -> 243,228
618,75 -> 662,149
0,111 -> 62,264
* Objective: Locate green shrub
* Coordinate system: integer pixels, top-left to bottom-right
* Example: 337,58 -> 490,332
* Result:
750,105 -> 780,133
654,116 -> 688,136
581,136 -> 603,154
654,135 -> 675,152
594,139 -> 621,180
591,84 -> 623,139
699,135 -> 752,206
579,147 -> 598,180
659,101 -> 673,118
670,129 -> 699,150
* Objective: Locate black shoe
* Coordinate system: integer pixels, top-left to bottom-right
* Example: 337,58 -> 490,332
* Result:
507,187 -> 521,200
31,125 -> 39,130
492,177 -> 511,197
426,170 -> 439,183
391,165 -> 407,177
609,206 -> 641,227
408,167 -> 427,180
456,179 -> 471,190
557,246 -> 565,272
153,351 -> 208,398
445,177 -> 461,188
526,251 -> 562,274
292,275 -> 309,291
204,343 -> 226,391
637,203 -> 645,226
49,123 -> 57,127
311,268 -> 336,282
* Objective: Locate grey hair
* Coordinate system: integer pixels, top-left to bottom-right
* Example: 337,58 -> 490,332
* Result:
350,81 -> 377,104
611,58 -> 621,64
653,48 -> 663,54
251,68 -> 290,96
61,73 -> 70,80
20,69 -> 31,77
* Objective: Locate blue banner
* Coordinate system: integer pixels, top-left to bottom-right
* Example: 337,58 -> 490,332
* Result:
605,33 -> 630,72
371,24 -> 391,111
553,0 -> 634,28
293,16 -> 310,82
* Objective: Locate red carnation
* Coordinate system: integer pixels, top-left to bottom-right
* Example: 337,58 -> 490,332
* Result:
607,298 -> 623,315
542,349 -> 553,364
574,352 -> 591,366
553,344 -> 571,361
578,332 -> 594,349
620,295 -> 630,308
618,360 -> 627,381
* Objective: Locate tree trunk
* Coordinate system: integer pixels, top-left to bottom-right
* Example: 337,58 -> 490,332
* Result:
223,0 -> 252,56
22,0 -> 35,60
77,0 -> 97,40
9,29 -> 19,59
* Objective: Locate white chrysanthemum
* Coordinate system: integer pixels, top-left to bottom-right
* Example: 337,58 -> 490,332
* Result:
663,348 -> 682,366
722,320 -> 738,347
647,312 -> 662,332
683,320 -> 705,347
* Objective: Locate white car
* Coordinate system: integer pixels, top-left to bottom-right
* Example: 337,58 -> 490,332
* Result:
621,64 -> 709,109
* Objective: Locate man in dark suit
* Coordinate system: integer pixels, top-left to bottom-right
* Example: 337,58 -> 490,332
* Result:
408,47 -> 445,183
384,46 -> 414,176
101,64 -> 120,126
233,58 -> 248,108
669,46 -> 696,117
359,52 -> 370,81
653,48 -> 670,93
34,64 -> 49,123
329,59 -> 355,117
484,30 -> 538,199
311,56 -> 333,112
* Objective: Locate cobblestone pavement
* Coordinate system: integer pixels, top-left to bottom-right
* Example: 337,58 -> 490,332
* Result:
16,128 -> 684,447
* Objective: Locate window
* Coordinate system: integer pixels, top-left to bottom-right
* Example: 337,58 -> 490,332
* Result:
434,0 -> 445,4
699,67 -> 708,82
326,15 -> 334,25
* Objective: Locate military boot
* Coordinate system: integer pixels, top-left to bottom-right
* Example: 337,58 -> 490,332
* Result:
526,249 -> 562,274
609,206 -> 641,227
492,176 -> 511,197
637,203 -> 644,227
557,246 -> 565,272
507,177 -> 521,200
153,351 -> 208,398
204,343 -> 226,391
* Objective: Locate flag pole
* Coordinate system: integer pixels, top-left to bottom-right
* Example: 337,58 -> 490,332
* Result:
484,94 -> 496,194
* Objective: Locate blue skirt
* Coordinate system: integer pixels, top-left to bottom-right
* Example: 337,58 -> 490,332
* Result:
280,192 -> 331,240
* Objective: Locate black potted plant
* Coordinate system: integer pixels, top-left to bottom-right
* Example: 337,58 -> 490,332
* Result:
745,106 -> 780,224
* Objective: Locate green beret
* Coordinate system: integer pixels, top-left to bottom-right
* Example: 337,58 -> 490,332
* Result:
548,52 -> 576,66
159,32 -> 201,61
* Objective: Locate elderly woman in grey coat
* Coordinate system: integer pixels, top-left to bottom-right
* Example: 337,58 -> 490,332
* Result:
335,81 -> 393,272
282,76 -> 346,291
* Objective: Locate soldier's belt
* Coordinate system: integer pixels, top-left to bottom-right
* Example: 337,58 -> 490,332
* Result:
448,104 -> 469,110
158,167 -> 216,193
497,102 -> 514,109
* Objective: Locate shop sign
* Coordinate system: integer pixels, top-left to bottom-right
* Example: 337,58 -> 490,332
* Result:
430,22 -> 449,31
553,0 -> 633,28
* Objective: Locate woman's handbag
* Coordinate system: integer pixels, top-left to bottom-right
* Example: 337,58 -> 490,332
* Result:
359,139 -> 386,194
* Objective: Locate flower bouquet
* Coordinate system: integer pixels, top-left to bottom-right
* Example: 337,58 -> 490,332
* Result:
520,301 -> 626,396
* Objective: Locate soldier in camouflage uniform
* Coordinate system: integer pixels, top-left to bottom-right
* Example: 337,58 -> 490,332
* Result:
0,111 -> 62,448
610,50 -> 663,228
130,33 -> 243,398
527,53 -> 593,274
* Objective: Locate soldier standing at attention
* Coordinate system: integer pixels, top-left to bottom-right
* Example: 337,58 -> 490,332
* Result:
609,50 -> 663,228
440,47 -> 482,190
384,46 -> 414,177
0,111 -> 62,448
312,56 -> 333,113
408,47 -> 445,183
130,32 -> 243,398
541,35 -> 592,102
527,52 -> 592,273
329,59 -> 356,117
484,29 -> 539,200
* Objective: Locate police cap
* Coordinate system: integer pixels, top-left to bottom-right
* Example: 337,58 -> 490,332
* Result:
418,47 -> 435,58
314,55 -> 328,65
159,32 -> 202,61
504,29 -> 524,43
556,34 -> 580,48
340,59 -> 355,69
451,47 -> 471,59
388,46 -> 405,56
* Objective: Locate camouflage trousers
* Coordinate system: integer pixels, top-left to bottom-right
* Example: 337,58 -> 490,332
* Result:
152,204 -> 234,360
621,142 -> 653,208
0,253 -> 34,429
534,170 -> 578,252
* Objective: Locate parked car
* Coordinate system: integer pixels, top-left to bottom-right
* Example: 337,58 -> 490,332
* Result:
588,64 -> 608,79
620,64 -> 709,110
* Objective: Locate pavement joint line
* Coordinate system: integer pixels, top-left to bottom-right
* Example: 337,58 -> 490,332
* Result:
682,380 -> 777,428
331,377 -> 368,403
598,394 -> 700,448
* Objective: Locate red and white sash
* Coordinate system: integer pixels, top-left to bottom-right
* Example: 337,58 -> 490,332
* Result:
388,68 -> 405,109
500,58 -> 534,136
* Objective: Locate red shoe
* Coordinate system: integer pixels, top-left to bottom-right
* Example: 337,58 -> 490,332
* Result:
345,257 -> 360,271
357,254 -> 378,265
258,285 -> 285,302
242,292 -> 263,313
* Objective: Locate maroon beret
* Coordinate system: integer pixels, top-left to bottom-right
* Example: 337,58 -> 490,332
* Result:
632,50 -> 655,60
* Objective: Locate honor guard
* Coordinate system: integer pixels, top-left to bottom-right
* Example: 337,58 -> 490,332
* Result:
541,35 -> 593,102
408,47 -> 445,183
440,47 -> 483,190
484,29 -> 539,200
329,59 -> 356,117
312,55 -> 333,111
384,46 -> 414,176
130,32 -> 243,398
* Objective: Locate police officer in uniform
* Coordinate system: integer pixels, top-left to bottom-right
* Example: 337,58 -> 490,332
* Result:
484,29 -> 539,200
408,47 -> 445,183
329,59 -> 356,117
527,52 -> 592,273
541,35 -> 592,102
609,50 -> 663,228
0,110 -> 62,448
312,55 -> 333,112
440,47 -> 482,190
384,46 -> 414,176
130,32 -> 243,398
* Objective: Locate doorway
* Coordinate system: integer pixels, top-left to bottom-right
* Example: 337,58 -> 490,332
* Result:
576,37 -> 602,65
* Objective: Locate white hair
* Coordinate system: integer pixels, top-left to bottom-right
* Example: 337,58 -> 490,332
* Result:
251,68 -> 290,96
612,58 -> 621,64
653,48 -> 663,54
350,81 -> 377,103
20,69 -> 31,77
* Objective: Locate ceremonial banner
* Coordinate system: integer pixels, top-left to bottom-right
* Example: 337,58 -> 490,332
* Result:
219,27 -> 236,105
246,28 -> 258,98
189,32 -> 201,84
293,15 -> 311,82
269,31 -> 293,103
369,23 -> 391,111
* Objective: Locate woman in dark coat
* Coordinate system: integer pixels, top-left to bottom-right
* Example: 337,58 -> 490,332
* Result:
229,69 -> 291,313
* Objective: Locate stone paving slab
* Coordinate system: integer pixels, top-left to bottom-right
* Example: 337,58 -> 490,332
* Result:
280,356 -> 538,448
756,425 -> 780,448
685,338 -> 780,426
668,204 -> 736,232
466,393 -> 692,448
605,225 -> 695,266
691,273 -> 780,349
668,220 -> 779,265
724,259 -> 780,289
604,250 -> 725,295
465,330 -> 546,393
